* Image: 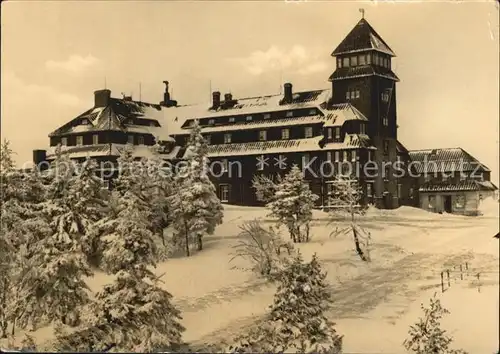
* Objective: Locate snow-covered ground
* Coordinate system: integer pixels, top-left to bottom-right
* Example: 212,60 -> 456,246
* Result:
3,204 -> 498,352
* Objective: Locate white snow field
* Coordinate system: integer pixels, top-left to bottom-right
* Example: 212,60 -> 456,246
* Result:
3,203 -> 499,353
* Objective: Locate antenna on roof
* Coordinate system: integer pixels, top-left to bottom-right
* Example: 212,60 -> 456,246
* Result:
359,8 -> 365,19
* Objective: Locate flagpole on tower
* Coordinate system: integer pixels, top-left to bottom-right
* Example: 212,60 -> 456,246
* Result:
359,8 -> 365,19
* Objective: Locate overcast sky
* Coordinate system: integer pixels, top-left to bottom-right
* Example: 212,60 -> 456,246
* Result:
1,1 -> 499,182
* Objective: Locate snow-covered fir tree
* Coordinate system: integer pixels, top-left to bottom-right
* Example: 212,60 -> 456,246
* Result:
266,165 -> 318,243
404,293 -> 467,354
327,174 -> 371,262
230,252 -> 342,353
251,173 -> 281,203
56,146 -> 185,352
169,119 -> 223,256
13,147 -> 93,330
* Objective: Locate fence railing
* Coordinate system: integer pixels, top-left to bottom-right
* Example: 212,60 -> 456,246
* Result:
440,262 -> 499,293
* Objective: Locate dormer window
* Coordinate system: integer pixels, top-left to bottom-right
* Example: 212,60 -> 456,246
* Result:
246,116 -> 252,121
224,133 -> 232,144
208,119 -> 215,125
61,137 -> 67,146
264,113 -> 271,119
81,119 -> 89,125
286,111 -> 293,117
229,117 -> 235,123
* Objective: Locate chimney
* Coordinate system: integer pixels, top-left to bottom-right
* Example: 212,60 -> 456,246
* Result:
212,91 -> 221,110
224,93 -> 232,102
283,83 -> 293,103
163,80 -> 171,103
94,89 -> 111,107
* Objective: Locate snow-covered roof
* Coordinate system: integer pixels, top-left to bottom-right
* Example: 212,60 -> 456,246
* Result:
45,143 -> 160,160
409,148 -> 491,174
323,134 -> 374,150
419,180 -> 498,193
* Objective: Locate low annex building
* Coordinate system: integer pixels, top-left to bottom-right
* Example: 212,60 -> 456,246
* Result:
33,17 -> 497,214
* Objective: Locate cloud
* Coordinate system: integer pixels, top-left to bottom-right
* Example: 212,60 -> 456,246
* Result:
297,61 -> 329,75
45,54 -> 100,74
229,45 -> 324,76
2,71 -> 81,106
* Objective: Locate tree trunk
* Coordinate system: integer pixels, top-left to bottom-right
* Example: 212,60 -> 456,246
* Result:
197,234 -> 203,251
352,225 -> 368,262
11,318 -> 15,337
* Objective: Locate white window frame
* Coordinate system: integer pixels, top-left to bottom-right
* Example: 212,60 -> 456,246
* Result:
263,113 -> 271,119
304,127 -> 313,138
246,116 -> 252,121
259,130 -> 267,141
127,135 -> 134,145
224,133 -> 232,144
337,58 -> 342,68
76,136 -> 83,146
359,55 -> 366,65
345,91 -> 350,100
281,128 -> 290,140
286,111 -> 293,118
367,54 -> 372,65
61,137 -> 68,146
138,136 -> 145,145
343,150 -> 348,161
92,134 -> 99,145
219,184 -> 230,203
350,91 -> 356,99
229,117 -> 235,122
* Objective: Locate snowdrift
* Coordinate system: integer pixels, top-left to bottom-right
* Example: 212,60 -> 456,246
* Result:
478,197 -> 500,218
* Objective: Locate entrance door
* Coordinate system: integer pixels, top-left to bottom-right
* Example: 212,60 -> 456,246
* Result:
444,195 -> 452,213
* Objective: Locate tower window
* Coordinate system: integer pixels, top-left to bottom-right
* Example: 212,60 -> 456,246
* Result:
359,55 -> 366,65
366,54 -> 371,65
337,58 -> 342,68
334,151 -> 340,161
342,57 -> 350,67
374,54 -> 379,66
351,56 -> 358,66
355,90 -> 360,98
383,140 -> 389,154
382,92 -> 390,102
346,91 -> 350,100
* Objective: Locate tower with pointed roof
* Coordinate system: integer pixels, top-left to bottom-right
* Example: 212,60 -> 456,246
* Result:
329,16 -> 401,208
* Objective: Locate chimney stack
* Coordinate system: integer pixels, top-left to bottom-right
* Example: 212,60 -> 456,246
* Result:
283,83 -> 293,103
212,91 -> 221,110
163,80 -> 171,103
224,93 -> 232,102
94,89 -> 111,107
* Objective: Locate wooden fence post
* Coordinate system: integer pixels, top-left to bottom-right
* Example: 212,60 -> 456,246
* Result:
440,271 -> 445,292
446,269 -> 451,287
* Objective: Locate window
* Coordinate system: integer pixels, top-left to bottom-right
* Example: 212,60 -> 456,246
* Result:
281,128 -> 290,140
351,150 -> 357,162
342,57 -> 349,67
302,153 -> 310,167
367,183 -> 373,197
93,134 -> 99,145
327,128 -> 333,139
224,133 -> 232,144
309,109 -> 316,115
355,90 -> 360,98
397,184 -> 402,198
61,137 -> 68,146
205,135 -> 211,144
150,121 -> 156,127
326,151 -> 332,162
346,91 -> 350,100
286,111 -> 293,117
343,150 -> 348,161
460,173 -> 466,181
138,136 -> 144,145
246,116 -> 252,121
259,130 -> 267,141
219,184 -> 230,203
428,195 -> 436,209
442,174 -> 449,181
101,179 -> 110,190
382,92 -> 390,102
383,140 -> 389,154
374,54 -> 379,66
264,113 -> 271,119
337,58 -> 342,68
335,128 -> 341,140
359,55 -> 366,65
81,119 -> 89,125
229,117 -> 235,123
383,117 -> 389,126
367,54 -> 371,65
76,136 -> 83,146
360,124 -> 366,135
222,159 -> 228,172
409,187 -> 414,199
334,151 -> 340,162
351,56 -> 358,66
208,119 -> 215,125
127,135 -> 134,145
350,91 -> 356,99
455,195 -> 465,209
304,127 -> 313,138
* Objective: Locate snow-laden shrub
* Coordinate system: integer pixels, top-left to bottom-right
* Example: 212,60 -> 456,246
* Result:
229,220 -> 294,279
228,252 -> 343,353
403,293 -> 467,354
